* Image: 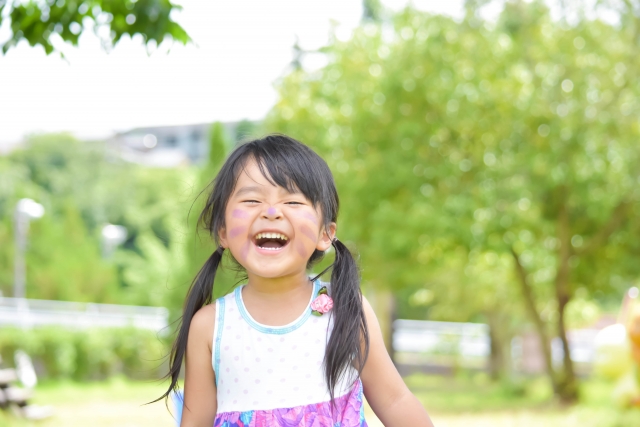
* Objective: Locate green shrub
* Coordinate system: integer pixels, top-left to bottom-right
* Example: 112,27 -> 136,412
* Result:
0,327 -> 169,381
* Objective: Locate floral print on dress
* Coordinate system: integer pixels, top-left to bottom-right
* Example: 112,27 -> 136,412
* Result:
214,380 -> 367,427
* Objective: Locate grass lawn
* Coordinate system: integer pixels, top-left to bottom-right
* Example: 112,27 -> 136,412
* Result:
0,373 -> 638,426
408,372 -> 640,427
0,377 -> 176,427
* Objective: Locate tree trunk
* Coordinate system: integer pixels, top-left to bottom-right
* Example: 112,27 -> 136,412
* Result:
510,248 -> 559,394
556,295 -> 578,402
486,312 -> 506,381
554,204 -> 578,402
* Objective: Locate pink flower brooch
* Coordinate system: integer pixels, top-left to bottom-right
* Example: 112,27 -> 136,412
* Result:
310,286 -> 333,316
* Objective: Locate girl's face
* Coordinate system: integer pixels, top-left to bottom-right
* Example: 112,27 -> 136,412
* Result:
218,158 -> 336,279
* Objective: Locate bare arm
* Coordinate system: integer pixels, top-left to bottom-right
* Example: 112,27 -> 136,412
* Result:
360,297 -> 434,427
180,304 -> 218,427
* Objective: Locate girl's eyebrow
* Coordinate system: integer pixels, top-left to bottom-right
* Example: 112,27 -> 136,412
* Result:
234,185 -> 304,198
234,185 -> 265,197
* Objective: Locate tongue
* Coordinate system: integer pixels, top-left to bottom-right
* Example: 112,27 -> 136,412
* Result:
261,240 -> 283,248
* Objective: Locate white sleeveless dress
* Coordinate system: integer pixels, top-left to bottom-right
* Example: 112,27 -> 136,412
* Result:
212,279 -> 367,427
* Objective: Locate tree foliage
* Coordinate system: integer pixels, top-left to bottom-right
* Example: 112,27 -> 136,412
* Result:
0,133 -> 196,307
0,0 -> 189,55
0,126 -> 246,318
266,0 -> 640,399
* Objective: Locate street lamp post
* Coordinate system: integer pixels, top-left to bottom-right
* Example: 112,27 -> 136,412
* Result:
13,199 -> 45,299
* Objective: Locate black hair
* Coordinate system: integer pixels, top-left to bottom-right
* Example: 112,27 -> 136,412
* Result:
158,134 -> 369,406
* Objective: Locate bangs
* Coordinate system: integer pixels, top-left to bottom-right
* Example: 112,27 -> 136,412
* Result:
228,136 -> 337,222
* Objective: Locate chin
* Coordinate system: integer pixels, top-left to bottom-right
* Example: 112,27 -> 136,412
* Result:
248,262 -> 303,279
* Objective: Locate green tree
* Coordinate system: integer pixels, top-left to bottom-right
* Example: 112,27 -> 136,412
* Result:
0,133 -> 199,306
0,133 -> 129,300
203,122 -> 229,179
400,247 -> 523,379
266,1 -> 640,401
362,0 -> 383,23
5,133 -> 136,231
234,119 -> 258,143
0,0 -> 189,55
114,211 -> 190,307
27,202 -> 120,301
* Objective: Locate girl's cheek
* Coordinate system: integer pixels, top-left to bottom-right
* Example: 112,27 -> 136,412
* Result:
226,210 -> 250,261
296,241 -> 307,258
240,240 -> 250,262
296,224 -> 318,259
226,222 -> 249,261
227,208 -> 250,241
228,226 -> 246,239
232,209 -> 249,219
299,225 -> 317,242
299,211 -> 318,225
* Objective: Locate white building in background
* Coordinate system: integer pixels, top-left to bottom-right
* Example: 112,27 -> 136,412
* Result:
107,121 -> 255,168
0,121 -> 258,167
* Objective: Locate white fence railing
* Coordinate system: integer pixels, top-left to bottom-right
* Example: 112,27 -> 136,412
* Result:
393,319 -> 601,374
393,319 -> 491,371
394,319 -> 490,356
0,297 -> 169,333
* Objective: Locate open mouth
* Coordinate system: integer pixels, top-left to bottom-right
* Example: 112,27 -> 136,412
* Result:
253,232 -> 290,251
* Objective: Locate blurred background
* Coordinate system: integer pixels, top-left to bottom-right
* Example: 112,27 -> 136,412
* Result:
1,0 -> 640,425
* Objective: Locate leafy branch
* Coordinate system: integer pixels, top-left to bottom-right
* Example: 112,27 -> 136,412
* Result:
0,0 -> 190,55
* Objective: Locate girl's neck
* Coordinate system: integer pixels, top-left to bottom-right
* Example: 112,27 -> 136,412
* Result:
245,271 -> 311,296
241,271 -> 314,326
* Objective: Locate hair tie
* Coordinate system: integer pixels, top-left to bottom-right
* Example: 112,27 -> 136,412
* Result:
332,237 -> 339,243
216,245 -> 225,255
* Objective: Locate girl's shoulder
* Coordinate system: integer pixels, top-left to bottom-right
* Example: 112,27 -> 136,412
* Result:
190,303 -> 217,350
193,302 -> 217,320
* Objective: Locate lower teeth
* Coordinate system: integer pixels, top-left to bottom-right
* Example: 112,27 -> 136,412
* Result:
259,246 -> 281,251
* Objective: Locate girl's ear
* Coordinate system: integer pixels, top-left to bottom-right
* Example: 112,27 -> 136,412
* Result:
316,222 -> 336,252
218,227 -> 228,248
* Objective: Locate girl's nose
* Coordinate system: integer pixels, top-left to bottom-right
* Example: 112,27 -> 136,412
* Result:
263,206 -> 281,219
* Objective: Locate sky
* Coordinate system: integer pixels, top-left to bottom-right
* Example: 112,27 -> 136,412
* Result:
0,0 -> 465,145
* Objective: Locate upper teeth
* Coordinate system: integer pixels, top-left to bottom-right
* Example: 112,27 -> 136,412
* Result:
255,232 -> 288,241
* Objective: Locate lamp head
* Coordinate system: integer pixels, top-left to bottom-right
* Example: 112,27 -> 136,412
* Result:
101,224 -> 128,245
16,199 -> 45,219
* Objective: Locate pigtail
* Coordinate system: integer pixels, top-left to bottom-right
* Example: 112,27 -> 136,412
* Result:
324,238 -> 369,405
155,245 -> 225,403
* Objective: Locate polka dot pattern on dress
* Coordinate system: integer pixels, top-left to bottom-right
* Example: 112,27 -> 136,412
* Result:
212,281 -> 357,414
